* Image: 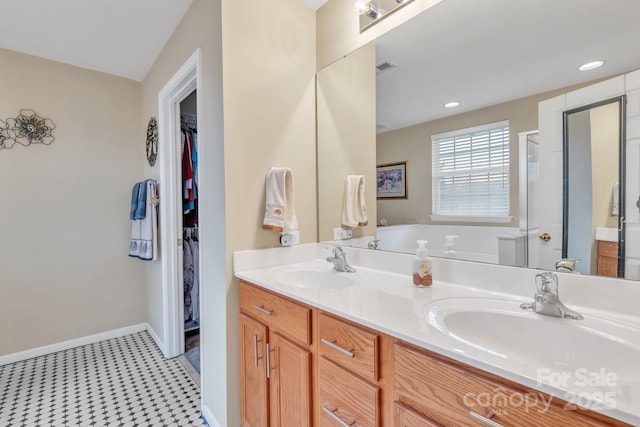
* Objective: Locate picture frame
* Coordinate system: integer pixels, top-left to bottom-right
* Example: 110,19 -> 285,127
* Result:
376,161 -> 407,199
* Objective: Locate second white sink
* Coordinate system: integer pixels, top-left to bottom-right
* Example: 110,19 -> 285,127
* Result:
424,297 -> 640,393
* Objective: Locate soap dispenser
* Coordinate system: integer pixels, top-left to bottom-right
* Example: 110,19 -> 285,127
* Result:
413,240 -> 433,287
444,235 -> 459,258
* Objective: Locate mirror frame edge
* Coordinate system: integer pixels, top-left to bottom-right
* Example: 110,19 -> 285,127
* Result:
561,95 -> 627,277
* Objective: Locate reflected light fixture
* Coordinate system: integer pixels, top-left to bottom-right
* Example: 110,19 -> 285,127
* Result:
444,101 -> 461,108
578,60 -> 604,71
355,1 -> 380,19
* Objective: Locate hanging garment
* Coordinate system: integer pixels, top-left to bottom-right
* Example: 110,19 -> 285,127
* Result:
188,237 -> 200,323
183,236 -> 194,321
183,130 -> 195,214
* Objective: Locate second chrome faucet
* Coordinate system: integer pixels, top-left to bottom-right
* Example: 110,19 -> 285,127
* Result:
520,271 -> 583,320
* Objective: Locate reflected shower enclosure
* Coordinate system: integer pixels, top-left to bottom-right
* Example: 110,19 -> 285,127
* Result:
562,97 -> 626,276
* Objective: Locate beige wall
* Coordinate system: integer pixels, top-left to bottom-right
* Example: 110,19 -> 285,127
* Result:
140,0 -> 227,424
317,43 -> 377,241
590,102 -> 620,272
377,123 -> 430,225
140,1 -> 315,424
317,0 -> 442,70
377,85 -> 603,228
377,94 -> 539,227
222,0 -> 316,425
0,48 -> 145,356
591,102 -> 620,231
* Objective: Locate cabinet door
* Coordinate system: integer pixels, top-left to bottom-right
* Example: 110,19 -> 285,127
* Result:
268,332 -> 312,427
240,314 -> 268,427
598,256 -> 618,277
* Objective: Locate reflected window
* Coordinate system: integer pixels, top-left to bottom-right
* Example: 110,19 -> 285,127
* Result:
432,120 -> 510,217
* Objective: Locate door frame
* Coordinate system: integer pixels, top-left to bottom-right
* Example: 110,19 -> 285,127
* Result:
518,130 -> 539,268
158,49 -> 202,358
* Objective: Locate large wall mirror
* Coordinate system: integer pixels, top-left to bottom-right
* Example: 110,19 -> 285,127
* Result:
317,0 -> 640,281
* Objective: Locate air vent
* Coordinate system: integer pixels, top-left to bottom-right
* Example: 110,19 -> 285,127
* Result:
376,60 -> 396,74
376,123 -> 388,130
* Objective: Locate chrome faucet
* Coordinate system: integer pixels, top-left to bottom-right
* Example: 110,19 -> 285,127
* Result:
326,247 -> 356,273
367,239 -> 380,250
520,272 -> 583,320
555,258 -> 580,273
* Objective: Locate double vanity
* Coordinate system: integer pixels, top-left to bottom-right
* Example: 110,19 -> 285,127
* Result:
234,243 -> 640,426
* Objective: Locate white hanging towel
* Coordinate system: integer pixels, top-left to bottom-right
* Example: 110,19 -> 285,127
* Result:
129,180 -> 159,261
263,167 -> 299,233
342,175 -> 368,228
612,182 -> 619,216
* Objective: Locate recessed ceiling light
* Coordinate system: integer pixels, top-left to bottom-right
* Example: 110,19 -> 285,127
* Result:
578,61 -> 604,71
444,101 -> 460,108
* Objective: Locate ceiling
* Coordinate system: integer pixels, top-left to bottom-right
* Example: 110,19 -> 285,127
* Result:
0,0 -> 329,81
376,0 -> 640,132
298,0 -> 329,10
0,0 -> 193,81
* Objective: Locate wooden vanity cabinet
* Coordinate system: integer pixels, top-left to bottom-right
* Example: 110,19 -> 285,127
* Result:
240,280 -> 631,427
239,281 -> 315,427
393,341 -> 630,427
597,240 -> 619,277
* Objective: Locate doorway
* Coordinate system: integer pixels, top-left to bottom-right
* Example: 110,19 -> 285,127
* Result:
157,49 -> 202,366
519,130 -> 540,269
179,90 -> 201,375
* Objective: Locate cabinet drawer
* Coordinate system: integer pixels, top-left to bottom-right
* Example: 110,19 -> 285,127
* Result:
598,240 -> 618,258
319,358 -> 380,427
394,343 -> 612,426
393,401 -> 439,427
240,281 -> 312,345
319,313 -> 379,382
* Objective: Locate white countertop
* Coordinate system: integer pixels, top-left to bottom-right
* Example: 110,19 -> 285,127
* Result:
234,244 -> 640,425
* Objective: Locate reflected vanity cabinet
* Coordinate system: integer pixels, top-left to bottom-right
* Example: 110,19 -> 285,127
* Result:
597,241 -> 619,277
239,281 -> 315,427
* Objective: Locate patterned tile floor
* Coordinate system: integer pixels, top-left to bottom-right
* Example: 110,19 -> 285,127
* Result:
0,332 -> 206,426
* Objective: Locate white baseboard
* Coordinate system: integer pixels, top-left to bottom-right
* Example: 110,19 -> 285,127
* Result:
201,404 -> 221,427
0,323 -> 147,366
145,322 -> 166,356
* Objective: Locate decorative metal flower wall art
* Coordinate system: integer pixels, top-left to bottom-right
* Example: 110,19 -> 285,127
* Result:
0,109 -> 56,149
0,119 -> 10,149
146,117 -> 158,167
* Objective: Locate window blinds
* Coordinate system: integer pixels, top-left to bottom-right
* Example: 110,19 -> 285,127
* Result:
432,121 -> 510,215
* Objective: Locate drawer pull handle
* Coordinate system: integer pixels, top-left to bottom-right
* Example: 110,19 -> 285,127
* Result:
322,406 -> 355,427
252,335 -> 263,367
253,305 -> 273,316
469,410 -> 502,427
321,339 -> 355,358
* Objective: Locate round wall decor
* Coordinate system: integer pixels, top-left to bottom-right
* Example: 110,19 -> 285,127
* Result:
146,117 -> 158,166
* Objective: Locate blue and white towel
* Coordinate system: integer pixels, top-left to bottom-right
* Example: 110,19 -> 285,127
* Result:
129,182 -> 147,220
129,180 -> 158,261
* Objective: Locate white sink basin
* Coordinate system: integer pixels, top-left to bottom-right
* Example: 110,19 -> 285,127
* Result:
265,263 -> 355,289
424,298 -> 640,388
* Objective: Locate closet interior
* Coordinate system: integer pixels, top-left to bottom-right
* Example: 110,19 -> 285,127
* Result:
180,90 -> 200,373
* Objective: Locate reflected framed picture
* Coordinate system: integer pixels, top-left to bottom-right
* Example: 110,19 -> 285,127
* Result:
376,161 -> 407,199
